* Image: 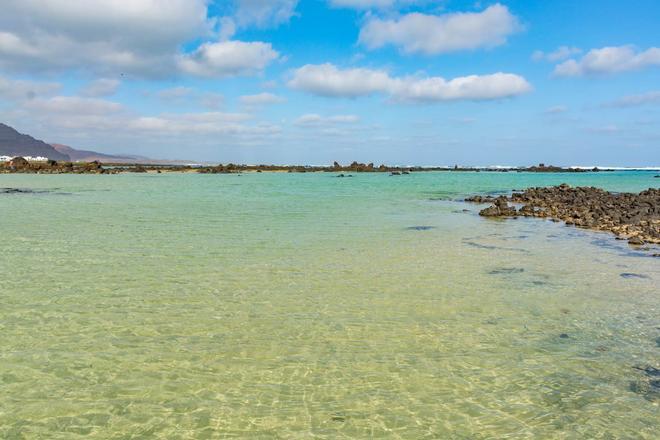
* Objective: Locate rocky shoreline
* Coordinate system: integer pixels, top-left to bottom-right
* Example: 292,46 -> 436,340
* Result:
1,157 -> 610,175
467,184 -> 660,247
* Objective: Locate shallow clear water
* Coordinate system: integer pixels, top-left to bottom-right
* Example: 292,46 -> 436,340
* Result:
1,171 -> 658,438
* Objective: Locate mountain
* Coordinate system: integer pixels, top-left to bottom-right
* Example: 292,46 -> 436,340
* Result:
51,143 -> 196,165
50,144 -> 149,163
0,123 -> 70,161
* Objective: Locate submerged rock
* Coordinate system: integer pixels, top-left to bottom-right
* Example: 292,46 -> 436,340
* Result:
488,267 -> 525,274
620,273 -> 650,279
406,226 -> 435,231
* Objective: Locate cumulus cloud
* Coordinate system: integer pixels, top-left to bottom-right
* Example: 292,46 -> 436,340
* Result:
6,92 -> 279,145
359,4 -> 521,55
330,0 -> 397,8
288,64 -> 392,97
239,92 -> 286,107
0,0 -> 280,79
81,79 -> 120,97
554,45 -> 660,77
329,0 -> 426,9
234,0 -> 299,28
16,96 -> 125,130
0,0 -> 210,75
0,75 -> 61,101
294,114 -> 360,126
23,96 -> 123,115
152,87 -> 225,110
532,46 -> 581,62
605,91 -> 660,108
178,40 -> 280,78
288,63 -> 532,102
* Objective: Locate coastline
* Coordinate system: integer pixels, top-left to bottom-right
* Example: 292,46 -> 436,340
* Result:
3,157 -> 660,175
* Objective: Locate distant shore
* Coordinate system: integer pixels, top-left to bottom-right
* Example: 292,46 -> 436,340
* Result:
3,158 -> 655,175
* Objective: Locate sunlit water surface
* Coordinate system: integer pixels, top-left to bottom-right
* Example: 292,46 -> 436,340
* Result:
1,171 -> 658,438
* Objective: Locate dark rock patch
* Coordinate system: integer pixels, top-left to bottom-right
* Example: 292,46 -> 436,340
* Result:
559,333 -> 569,339
0,187 -> 70,195
465,184 -> 660,247
488,267 -> 525,275
406,226 -> 436,231
630,366 -> 660,400
462,240 -> 530,254
634,365 -> 660,377
620,273 -> 651,279
1,187 -> 37,194
479,196 -> 517,217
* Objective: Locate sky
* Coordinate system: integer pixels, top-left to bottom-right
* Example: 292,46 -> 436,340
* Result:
0,0 -> 658,166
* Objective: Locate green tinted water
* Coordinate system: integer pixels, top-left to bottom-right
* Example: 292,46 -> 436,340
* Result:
1,171 -> 658,438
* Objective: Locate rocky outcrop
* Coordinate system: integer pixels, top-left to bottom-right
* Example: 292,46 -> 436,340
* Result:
0,159 -> 118,174
479,196 -> 518,217
470,184 -> 660,245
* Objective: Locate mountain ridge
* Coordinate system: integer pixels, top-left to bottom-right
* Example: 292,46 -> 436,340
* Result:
0,123 -> 70,161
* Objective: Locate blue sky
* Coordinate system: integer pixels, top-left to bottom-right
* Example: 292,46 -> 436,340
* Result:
0,0 -> 658,166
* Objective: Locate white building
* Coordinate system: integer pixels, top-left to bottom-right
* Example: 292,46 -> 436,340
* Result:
0,155 -> 49,162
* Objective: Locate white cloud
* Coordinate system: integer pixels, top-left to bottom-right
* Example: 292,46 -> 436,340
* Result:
219,17 -> 238,41
330,0 -> 397,8
0,1 -> 279,79
129,112 -> 255,134
0,0 -> 211,76
16,96 -> 125,130
234,0 -> 299,28
359,4 -> 521,55
81,79 -> 120,97
294,114 -> 360,126
329,0 -> 426,9
7,93 -> 279,143
153,87 -> 225,110
0,75 -> 60,101
606,91 -> 660,108
23,96 -> 123,115
288,64 -> 392,97
554,45 -> 660,77
288,63 -> 532,102
239,92 -> 286,107
178,40 -> 280,78
532,46 -> 581,62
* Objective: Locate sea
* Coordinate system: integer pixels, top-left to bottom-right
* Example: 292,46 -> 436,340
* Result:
1,171 -> 658,438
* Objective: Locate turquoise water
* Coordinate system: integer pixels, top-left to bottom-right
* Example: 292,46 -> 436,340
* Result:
1,171 -> 658,438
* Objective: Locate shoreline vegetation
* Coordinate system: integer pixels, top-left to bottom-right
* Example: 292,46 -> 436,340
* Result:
0,157 -> 645,175
467,184 -> 660,249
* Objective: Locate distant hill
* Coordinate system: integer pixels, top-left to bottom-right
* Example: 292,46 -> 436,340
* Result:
0,123 -> 70,161
50,144 -> 150,163
50,143 -> 195,165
